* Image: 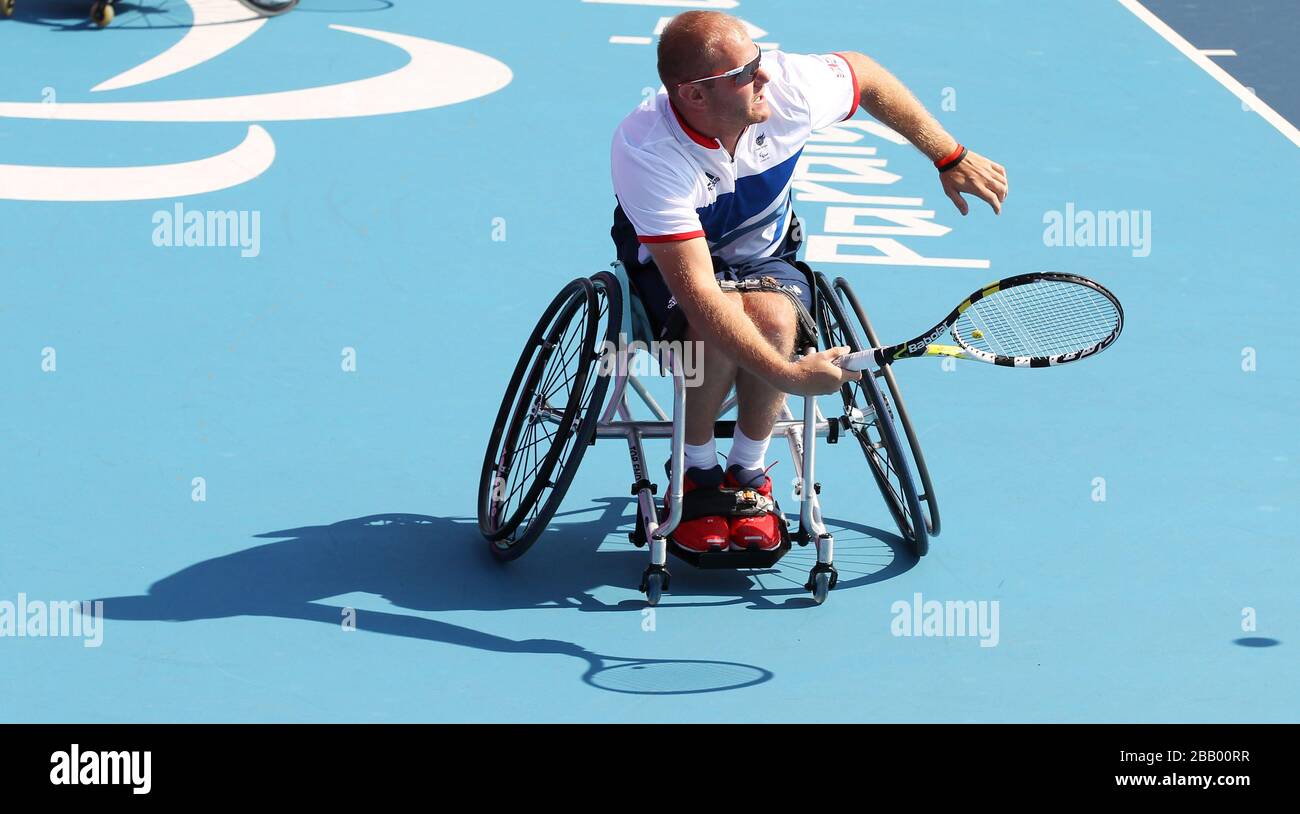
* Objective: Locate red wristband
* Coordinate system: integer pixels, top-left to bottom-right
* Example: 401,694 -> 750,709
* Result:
934,143 -> 965,169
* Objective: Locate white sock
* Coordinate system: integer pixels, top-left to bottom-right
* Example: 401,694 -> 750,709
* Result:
727,426 -> 771,472
684,439 -> 717,471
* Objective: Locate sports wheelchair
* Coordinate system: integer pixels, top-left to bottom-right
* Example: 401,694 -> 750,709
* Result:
0,0 -> 298,27
477,260 -> 940,605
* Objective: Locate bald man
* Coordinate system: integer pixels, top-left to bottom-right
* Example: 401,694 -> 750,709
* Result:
610,11 -> 1007,553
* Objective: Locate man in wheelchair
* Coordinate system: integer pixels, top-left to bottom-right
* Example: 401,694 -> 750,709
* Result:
610,11 -> 1008,554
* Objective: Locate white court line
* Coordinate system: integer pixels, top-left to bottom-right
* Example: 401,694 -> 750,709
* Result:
93,1 -> 266,92
0,26 -> 513,122
1117,0 -> 1300,148
1199,49 -> 1237,57
0,126 -> 275,201
609,36 -> 653,45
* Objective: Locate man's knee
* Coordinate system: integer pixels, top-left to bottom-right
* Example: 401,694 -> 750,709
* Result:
684,291 -> 743,355
684,304 -> 741,388
742,292 -> 798,354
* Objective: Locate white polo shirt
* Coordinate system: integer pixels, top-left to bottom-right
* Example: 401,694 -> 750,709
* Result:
610,50 -> 858,266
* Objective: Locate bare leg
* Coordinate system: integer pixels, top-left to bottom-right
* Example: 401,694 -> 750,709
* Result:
683,291 -> 743,447
734,292 -> 798,440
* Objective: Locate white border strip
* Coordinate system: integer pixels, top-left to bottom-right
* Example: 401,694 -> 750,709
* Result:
1117,0 -> 1300,148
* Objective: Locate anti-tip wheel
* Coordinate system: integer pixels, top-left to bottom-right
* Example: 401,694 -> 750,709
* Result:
91,1 -> 113,26
811,570 -> 832,605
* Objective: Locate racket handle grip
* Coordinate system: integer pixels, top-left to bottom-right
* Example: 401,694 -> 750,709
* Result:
834,349 -> 877,372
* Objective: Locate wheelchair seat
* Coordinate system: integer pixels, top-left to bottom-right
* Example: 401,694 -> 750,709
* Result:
613,258 -> 822,351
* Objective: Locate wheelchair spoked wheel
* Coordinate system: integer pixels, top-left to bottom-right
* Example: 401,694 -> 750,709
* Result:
813,272 -> 930,557
478,272 -> 622,560
833,277 -> 940,538
236,0 -> 300,15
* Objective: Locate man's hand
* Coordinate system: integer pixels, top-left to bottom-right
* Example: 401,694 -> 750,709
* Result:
940,150 -> 1008,216
830,52 -> 1008,217
780,346 -> 861,396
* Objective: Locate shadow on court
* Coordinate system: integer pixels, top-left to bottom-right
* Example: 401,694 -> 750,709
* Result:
5,1 -> 201,30
1233,638 -> 1281,648
93,500 -> 913,694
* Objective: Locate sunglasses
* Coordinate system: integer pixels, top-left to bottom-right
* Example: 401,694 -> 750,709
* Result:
678,47 -> 763,88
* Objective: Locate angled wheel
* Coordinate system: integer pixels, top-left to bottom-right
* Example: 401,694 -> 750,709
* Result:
1,0 -> 15,19
834,277 -> 940,537
477,272 -> 622,560
813,272 -> 929,557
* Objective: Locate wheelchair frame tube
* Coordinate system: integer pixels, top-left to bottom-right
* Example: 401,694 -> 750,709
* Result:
615,395 -> 668,566
599,363 -> 632,426
778,353 -> 834,566
802,389 -> 833,565
650,348 -> 687,557
597,417 -> 828,440
626,374 -> 670,422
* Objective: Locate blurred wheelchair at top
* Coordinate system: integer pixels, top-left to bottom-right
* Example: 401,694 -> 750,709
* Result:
0,0 -> 299,28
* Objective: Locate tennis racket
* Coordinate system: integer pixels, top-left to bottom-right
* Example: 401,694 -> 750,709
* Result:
834,272 -> 1123,371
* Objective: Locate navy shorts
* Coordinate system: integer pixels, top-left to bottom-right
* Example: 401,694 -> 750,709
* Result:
614,208 -> 812,342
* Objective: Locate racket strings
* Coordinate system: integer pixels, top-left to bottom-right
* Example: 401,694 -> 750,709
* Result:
955,280 -> 1118,358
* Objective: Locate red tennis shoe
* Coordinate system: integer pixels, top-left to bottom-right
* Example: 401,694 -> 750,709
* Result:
724,465 -> 781,551
670,464 -> 730,553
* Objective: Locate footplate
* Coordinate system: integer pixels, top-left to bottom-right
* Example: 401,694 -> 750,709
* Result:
665,534 -> 792,569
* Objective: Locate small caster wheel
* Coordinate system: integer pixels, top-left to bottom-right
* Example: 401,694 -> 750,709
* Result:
91,1 -> 113,26
804,563 -> 837,604
811,570 -> 831,604
639,565 -> 670,607
1,0 -> 15,19
644,573 -> 663,606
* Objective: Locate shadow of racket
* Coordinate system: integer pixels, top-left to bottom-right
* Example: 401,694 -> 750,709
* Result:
519,639 -> 772,695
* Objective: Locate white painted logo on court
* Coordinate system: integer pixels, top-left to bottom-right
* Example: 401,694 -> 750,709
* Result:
0,3 -> 513,202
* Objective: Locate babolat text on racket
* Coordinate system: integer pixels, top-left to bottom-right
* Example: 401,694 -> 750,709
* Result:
834,272 -> 1123,371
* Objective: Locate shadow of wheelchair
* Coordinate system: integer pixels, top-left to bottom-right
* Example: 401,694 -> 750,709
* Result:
92,499 -> 913,695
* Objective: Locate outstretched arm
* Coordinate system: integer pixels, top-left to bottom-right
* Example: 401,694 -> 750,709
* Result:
835,50 -> 1009,215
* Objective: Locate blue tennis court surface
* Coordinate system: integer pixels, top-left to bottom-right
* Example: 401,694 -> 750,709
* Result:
2,0 -> 1297,722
